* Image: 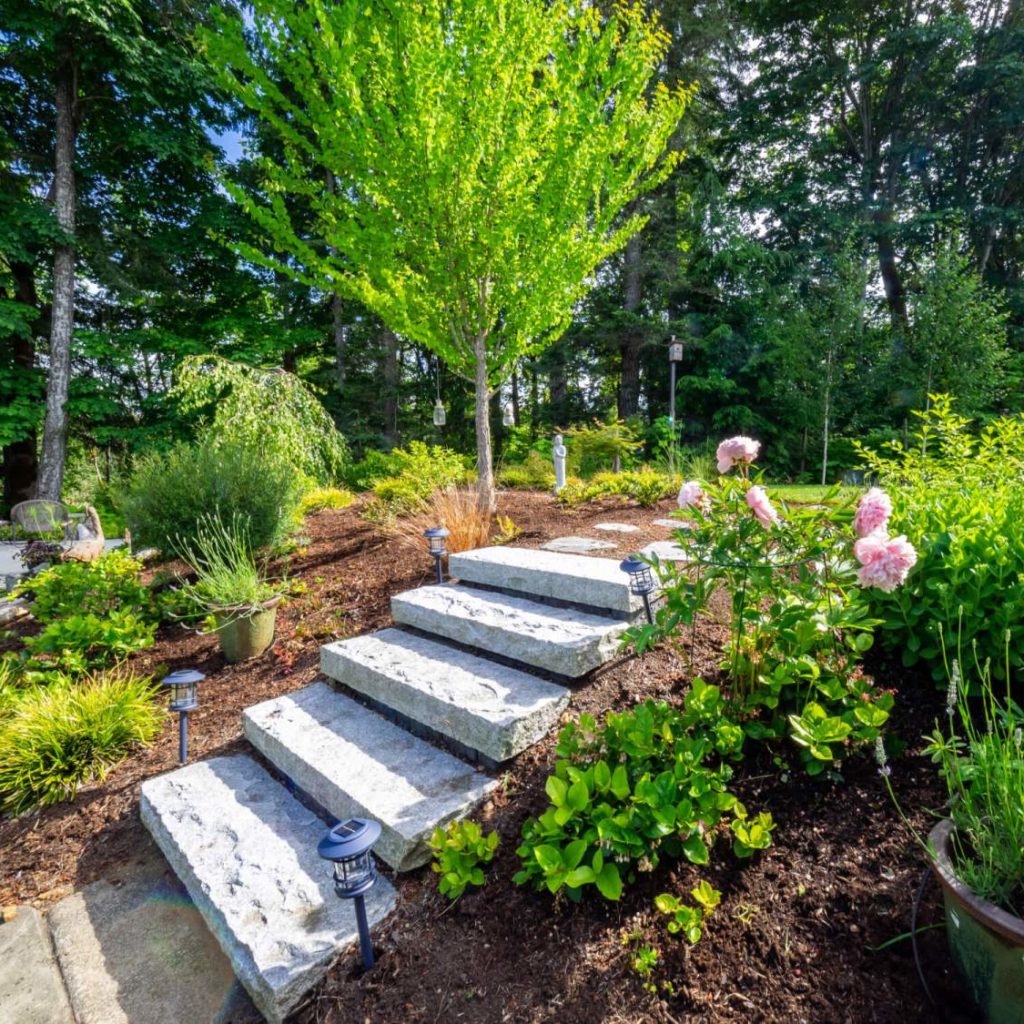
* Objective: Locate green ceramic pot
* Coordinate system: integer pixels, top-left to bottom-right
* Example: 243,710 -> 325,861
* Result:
214,596 -> 281,663
929,819 -> 1024,1024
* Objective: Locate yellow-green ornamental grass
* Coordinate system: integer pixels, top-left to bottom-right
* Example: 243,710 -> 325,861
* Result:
0,670 -> 164,815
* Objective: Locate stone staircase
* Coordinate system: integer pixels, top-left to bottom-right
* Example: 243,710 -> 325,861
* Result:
140,545 -> 639,1023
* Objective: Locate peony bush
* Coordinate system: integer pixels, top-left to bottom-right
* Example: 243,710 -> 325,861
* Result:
628,436 -> 918,775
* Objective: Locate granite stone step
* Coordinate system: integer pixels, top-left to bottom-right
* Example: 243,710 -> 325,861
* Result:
139,754 -> 397,1024
243,683 -> 496,871
448,545 -> 646,619
390,583 -> 627,678
320,628 -> 569,763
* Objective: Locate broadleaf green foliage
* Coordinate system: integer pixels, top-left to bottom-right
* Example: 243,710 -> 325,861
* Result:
496,452 -> 556,492
14,549 -> 153,624
427,818 -> 500,901
297,487 -> 355,515
856,396 -> 1024,682
627,471 -> 895,775
119,439 -> 302,554
173,356 -> 348,484
203,0 -> 692,503
0,670 -> 164,814
514,691 -> 773,911
9,550 -> 160,675
655,880 -> 722,944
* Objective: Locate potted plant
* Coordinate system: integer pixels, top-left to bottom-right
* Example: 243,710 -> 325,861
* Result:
922,648 -> 1024,1024
180,514 -> 284,663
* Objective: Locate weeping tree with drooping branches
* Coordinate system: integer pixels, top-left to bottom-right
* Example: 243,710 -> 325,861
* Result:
204,0 -> 693,510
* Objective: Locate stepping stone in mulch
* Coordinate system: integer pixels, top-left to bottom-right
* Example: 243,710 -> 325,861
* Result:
542,536 -> 617,553
593,522 -> 641,533
652,518 -> 693,529
641,540 -> 687,562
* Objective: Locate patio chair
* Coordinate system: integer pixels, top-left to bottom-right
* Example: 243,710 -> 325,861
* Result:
9,500 -> 73,542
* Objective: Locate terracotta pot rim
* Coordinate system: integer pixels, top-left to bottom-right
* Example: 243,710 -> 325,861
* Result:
928,818 -> 1024,945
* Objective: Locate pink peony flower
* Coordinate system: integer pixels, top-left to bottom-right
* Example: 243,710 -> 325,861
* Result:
677,480 -> 706,510
745,484 -> 780,529
854,487 -> 892,538
854,532 -> 917,592
716,435 -> 761,474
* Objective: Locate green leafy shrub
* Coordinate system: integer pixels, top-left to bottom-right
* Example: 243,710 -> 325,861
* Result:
655,880 -> 722,944
565,420 -> 644,476
557,467 -> 678,507
428,818 -> 500,900
14,549 -> 153,624
298,486 -> 356,515
515,688 -> 772,907
359,442 -> 472,522
497,451 -> 555,490
0,670 -> 164,814
119,439 -> 302,554
173,355 -> 349,483
21,610 -> 156,675
857,396 -> 1024,681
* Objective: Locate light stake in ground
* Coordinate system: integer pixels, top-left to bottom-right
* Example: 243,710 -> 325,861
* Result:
318,817 -> 382,970
163,668 -> 203,764
620,555 -> 656,624
423,526 -> 449,585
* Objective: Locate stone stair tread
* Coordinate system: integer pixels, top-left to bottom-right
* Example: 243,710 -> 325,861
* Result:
448,545 -> 644,618
140,754 -> 397,1024
390,582 -> 627,678
243,683 -> 496,871
320,628 -> 570,763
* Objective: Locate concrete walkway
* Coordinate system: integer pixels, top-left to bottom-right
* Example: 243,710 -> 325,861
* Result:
1,842 -> 258,1024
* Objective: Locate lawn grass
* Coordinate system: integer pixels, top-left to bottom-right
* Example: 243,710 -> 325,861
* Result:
769,483 -> 860,505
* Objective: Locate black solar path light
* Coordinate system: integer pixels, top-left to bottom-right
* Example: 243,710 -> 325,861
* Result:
620,555 -> 657,624
318,818 -> 382,969
423,526 -> 449,585
163,668 -> 204,764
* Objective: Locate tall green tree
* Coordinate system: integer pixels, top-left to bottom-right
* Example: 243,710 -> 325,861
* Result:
205,0 -> 693,509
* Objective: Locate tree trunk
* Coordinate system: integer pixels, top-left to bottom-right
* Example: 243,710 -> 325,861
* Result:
510,363 -> 521,423
873,209 -> 909,333
617,233 -> 643,419
382,327 -> 399,446
332,294 -> 346,393
38,54 -> 77,501
529,360 -> 539,439
3,263 -> 41,505
474,333 -> 495,513
325,171 -> 347,396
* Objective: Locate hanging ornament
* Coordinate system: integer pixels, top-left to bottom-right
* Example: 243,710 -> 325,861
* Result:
432,356 -> 446,427
502,402 -> 515,427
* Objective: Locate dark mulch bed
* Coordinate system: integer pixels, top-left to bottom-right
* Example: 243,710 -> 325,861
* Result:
0,491 -> 973,1023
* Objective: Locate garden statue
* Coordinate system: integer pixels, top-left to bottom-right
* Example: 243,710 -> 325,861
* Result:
552,434 -> 567,493
63,505 -> 105,563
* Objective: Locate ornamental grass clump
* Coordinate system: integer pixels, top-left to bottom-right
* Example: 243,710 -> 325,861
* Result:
177,513 -> 281,615
630,435 -> 918,775
0,669 -> 164,815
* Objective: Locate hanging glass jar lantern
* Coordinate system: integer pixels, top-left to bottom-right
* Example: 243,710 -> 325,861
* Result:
433,398 -> 446,427
502,402 -> 515,427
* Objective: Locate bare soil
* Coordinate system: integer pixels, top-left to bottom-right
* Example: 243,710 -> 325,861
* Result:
0,491 -> 974,1023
